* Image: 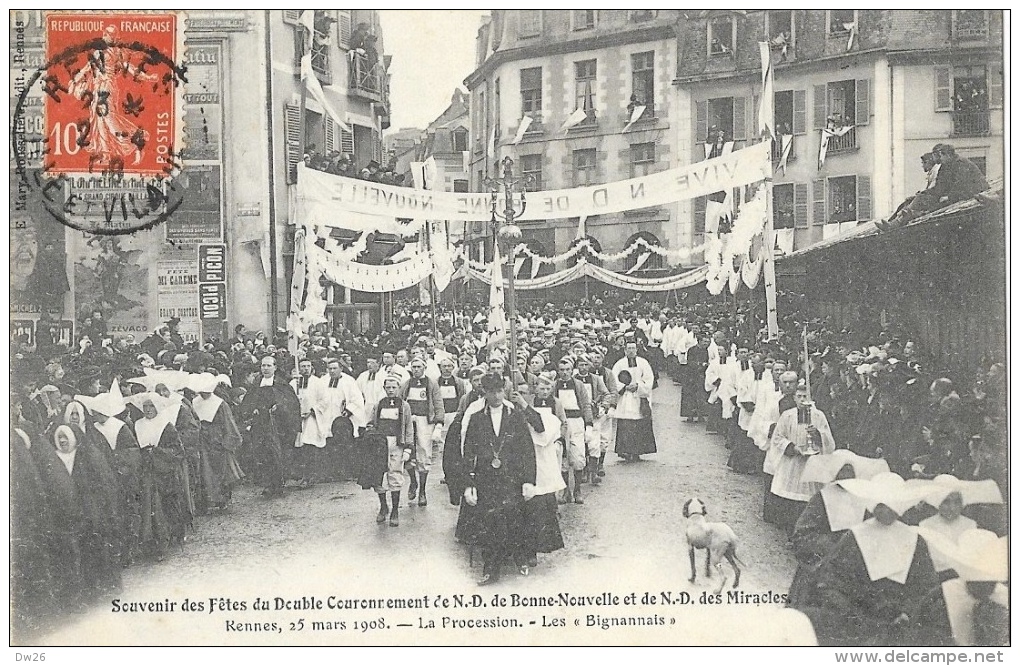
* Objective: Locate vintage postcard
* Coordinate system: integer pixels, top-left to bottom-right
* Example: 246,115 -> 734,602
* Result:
9,9 -> 1008,651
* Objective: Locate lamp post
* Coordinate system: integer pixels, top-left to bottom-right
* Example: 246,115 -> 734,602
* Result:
484,156 -> 531,372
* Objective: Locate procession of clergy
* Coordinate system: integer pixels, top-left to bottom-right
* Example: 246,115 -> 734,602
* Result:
13,307 -> 1006,646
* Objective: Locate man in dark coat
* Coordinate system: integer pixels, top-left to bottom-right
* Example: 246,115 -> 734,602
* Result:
462,373 -> 540,585
238,356 -> 302,498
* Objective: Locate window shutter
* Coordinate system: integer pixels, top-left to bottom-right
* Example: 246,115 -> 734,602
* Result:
336,10 -> 353,49
989,62 -> 1003,109
934,65 -> 953,112
855,78 -> 871,125
813,84 -> 827,129
732,96 -> 747,140
812,178 -> 826,226
695,100 -> 708,145
856,175 -> 872,221
341,128 -> 354,155
284,103 -> 302,184
283,10 -> 301,25
794,182 -> 809,228
694,196 -> 707,233
792,89 -> 807,134
325,116 -> 336,152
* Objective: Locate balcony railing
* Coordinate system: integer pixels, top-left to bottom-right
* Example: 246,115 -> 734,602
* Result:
826,126 -> 857,153
349,52 -> 385,102
952,110 -> 991,137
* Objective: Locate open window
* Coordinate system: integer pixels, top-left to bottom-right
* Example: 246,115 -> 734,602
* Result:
768,10 -> 794,57
574,59 -> 597,125
708,15 -> 735,57
828,10 -> 856,34
520,67 -> 543,117
631,51 -> 655,117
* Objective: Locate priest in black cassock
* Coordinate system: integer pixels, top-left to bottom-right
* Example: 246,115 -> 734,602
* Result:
462,373 -> 540,585
239,356 -> 301,498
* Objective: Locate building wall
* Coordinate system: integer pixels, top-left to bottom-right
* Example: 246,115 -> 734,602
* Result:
466,10 -> 684,271
675,10 -> 1003,254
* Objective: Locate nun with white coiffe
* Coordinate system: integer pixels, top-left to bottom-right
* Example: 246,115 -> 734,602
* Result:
796,473 -> 954,646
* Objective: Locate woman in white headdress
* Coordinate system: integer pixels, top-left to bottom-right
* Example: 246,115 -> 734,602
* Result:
788,450 -> 889,606
128,393 -> 190,560
798,473 -> 953,646
44,425 -> 123,605
189,373 -> 245,513
75,391 -> 142,567
924,529 -> 1007,646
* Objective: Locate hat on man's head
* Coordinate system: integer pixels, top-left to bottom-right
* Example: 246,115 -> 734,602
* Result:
480,372 -> 505,393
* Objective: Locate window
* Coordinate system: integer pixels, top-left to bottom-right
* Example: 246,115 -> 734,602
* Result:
520,154 -> 543,191
519,10 -> 542,37
814,175 -> 872,225
813,79 -> 870,149
575,59 -> 597,125
708,16 -> 735,57
773,184 -> 795,229
946,66 -> 992,136
768,10 -> 794,56
572,10 -> 596,31
693,196 -> 707,234
453,179 -> 469,193
631,52 -> 655,117
953,10 -> 989,40
630,143 -> 655,178
520,67 -> 543,115
452,129 -> 468,153
630,10 -> 656,23
775,89 -> 807,136
696,96 -> 747,143
773,183 -> 809,229
573,149 -> 596,186
828,10 -> 856,34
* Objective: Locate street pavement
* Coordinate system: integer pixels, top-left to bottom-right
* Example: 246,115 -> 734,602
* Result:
39,380 -> 808,646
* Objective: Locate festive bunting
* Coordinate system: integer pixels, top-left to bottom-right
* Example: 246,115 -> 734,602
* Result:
306,242 -> 434,292
468,259 -> 708,293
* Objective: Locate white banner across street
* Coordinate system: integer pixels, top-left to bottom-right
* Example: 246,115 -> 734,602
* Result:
295,141 -> 770,225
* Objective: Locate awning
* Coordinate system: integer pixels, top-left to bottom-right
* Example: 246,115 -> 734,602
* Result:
779,183 -> 1002,262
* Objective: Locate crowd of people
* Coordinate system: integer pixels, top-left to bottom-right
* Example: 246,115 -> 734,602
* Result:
303,148 -> 408,186
659,293 -> 1007,646
10,285 -> 1007,645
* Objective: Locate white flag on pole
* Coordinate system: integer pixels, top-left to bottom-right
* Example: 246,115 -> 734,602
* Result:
560,108 -> 589,133
487,242 -> 508,344
575,215 -> 587,240
623,105 -> 646,132
627,251 -> 652,274
301,55 -> 352,133
757,42 -> 775,140
511,115 -> 533,144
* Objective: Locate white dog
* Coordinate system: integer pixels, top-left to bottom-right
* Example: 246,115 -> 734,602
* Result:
683,497 -> 743,592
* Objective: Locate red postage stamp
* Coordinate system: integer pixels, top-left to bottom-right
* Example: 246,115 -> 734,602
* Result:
42,12 -> 184,177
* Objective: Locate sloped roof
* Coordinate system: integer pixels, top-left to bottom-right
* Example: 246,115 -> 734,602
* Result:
779,182 -> 1003,262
